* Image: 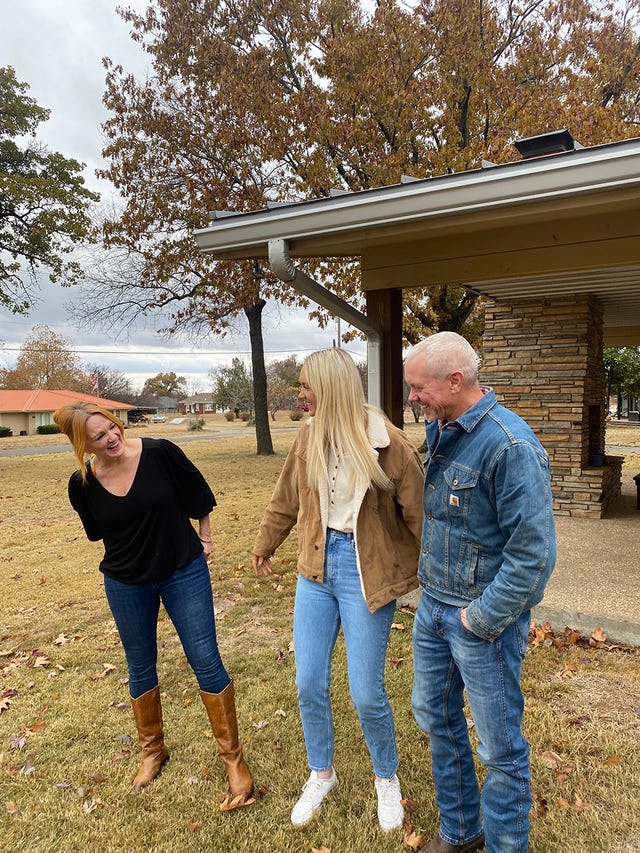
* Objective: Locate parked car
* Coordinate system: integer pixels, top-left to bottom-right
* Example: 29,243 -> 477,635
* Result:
128,413 -> 148,424
151,414 -> 167,423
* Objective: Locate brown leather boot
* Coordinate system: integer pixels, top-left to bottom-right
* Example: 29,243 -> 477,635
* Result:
130,685 -> 170,790
200,681 -> 254,806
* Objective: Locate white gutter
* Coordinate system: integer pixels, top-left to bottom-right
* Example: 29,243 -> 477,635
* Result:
268,238 -> 383,408
193,137 -> 640,257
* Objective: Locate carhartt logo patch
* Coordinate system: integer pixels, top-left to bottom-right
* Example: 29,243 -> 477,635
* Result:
449,494 -> 460,507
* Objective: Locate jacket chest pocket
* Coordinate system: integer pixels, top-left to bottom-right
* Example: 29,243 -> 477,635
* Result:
443,466 -> 479,517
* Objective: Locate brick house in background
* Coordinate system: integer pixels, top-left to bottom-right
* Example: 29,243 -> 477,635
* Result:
0,390 -> 134,436
179,393 -> 216,416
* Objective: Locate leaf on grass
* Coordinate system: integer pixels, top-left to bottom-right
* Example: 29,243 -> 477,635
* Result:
91,772 -> 108,783
31,654 -> 50,668
564,628 -> 581,645
20,763 -> 36,776
400,797 -> 418,812
275,650 -> 286,665
529,621 -> 555,647
77,784 -> 92,798
5,801 -> 19,814
404,827 -> 427,850
589,626 -> 607,648
252,719 -> 269,731
82,797 -> 103,815
9,734 -> 26,750
56,781 -> 72,789
274,709 -> 286,717
531,790 -> 548,816
108,701 -> 128,711
0,696 -> 11,713
557,794 -> 593,813
233,627 -> 247,637
389,657 -> 405,669
554,662 -> 577,679
391,622 -> 406,631
186,819 -> 203,831
540,750 -> 563,770
219,792 -> 256,811
90,663 -> 116,680
311,847 -> 331,853
111,749 -> 131,761
53,634 -> 71,646
603,754 -> 622,767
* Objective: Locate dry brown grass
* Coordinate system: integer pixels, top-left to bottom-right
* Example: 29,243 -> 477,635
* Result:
1,426 -> 639,852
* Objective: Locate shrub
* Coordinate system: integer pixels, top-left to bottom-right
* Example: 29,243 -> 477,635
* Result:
223,411 -> 235,422
36,424 -> 61,435
187,417 -> 205,431
289,409 -> 303,421
239,410 -> 251,421
0,426 -> 12,437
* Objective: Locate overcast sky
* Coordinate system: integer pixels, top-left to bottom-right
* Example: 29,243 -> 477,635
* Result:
0,0 -> 364,392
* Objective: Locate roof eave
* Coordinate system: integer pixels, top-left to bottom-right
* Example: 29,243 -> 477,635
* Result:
193,137 -> 640,260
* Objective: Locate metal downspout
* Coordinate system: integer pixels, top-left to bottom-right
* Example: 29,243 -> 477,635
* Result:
268,238 -> 383,408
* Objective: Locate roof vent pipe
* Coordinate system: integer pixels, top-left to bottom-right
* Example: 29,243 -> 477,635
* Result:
513,128 -> 583,159
268,238 -> 383,409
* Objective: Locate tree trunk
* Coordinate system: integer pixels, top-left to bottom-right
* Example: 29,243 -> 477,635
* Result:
245,300 -> 274,455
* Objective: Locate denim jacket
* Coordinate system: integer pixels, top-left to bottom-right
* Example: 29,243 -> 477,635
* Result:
419,388 -> 556,641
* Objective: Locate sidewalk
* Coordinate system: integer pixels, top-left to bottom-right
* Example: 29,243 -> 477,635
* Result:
533,455 -> 640,646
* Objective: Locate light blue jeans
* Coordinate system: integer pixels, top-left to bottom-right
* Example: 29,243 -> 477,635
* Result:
412,593 -> 531,853
104,553 -> 230,698
293,529 -> 399,778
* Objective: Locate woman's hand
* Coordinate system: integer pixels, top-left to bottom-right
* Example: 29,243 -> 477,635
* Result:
200,537 -> 214,559
252,554 -> 273,576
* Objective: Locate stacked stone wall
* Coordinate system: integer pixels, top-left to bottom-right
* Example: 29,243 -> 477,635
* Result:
480,295 -> 618,518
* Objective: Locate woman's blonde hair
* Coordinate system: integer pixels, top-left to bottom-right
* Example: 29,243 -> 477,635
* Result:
53,401 -> 124,482
303,349 -> 392,492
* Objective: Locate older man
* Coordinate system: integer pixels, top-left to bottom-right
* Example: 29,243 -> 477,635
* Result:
404,332 -> 556,853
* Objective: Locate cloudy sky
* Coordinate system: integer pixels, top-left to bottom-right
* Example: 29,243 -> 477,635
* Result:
1,0 -> 364,392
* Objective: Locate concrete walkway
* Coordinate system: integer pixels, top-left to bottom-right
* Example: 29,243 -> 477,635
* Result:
533,455 -> 640,646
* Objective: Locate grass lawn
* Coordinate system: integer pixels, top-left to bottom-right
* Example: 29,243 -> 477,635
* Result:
1,420 -> 639,852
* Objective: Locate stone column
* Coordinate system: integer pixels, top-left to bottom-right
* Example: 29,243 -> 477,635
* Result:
480,295 -> 621,517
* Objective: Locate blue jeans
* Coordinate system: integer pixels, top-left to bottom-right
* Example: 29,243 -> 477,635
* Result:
293,528 -> 398,778
412,593 -> 531,853
104,553 -> 230,699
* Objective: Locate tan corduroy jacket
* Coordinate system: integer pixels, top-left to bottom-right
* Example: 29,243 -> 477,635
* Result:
253,411 -> 425,612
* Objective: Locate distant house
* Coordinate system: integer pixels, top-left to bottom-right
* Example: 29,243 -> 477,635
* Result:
179,393 -> 216,416
0,390 -> 134,436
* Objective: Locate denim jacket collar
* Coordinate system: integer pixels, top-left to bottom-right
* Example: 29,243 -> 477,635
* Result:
448,387 -> 497,433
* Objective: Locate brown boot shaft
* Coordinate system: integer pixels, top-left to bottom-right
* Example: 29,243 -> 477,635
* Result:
130,685 -> 170,790
200,681 -> 253,800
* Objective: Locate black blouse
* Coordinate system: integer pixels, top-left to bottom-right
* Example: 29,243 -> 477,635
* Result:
68,438 -> 216,584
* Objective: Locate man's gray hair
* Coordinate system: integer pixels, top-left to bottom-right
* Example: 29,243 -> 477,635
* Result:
405,332 -> 481,386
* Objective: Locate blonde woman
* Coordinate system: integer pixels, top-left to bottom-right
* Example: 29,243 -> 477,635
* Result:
252,349 -> 424,831
53,401 -> 253,808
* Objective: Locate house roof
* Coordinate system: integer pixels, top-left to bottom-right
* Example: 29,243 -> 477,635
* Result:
0,390 -> 134,414
180,393 -> 213,404
194,134 -> 640,346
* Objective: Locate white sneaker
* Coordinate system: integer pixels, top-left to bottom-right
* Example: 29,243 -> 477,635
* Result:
291,769 -> 338,826
375,774 -> 404,831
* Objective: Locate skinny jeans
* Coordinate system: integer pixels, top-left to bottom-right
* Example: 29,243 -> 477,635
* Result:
293,528 -> 398,778
104,553 -> 230,698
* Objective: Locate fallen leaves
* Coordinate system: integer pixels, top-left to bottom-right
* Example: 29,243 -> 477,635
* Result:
529,621 -> 637,653
89,663 -> 116,680
218,792 -> 256,811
